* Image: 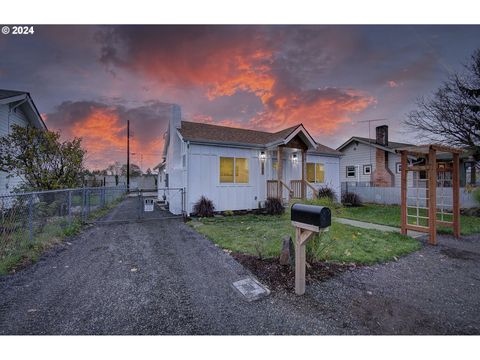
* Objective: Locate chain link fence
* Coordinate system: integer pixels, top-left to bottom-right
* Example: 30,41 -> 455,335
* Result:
0,186 -> 126,268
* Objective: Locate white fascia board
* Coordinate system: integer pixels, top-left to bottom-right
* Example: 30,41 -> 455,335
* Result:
0,94 -> 27,105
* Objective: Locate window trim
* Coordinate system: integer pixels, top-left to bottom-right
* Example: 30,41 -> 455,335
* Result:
346,165 -> 356,178
306,162 -> 325,183
363,164 -> 372,175
219,156 -> 249,184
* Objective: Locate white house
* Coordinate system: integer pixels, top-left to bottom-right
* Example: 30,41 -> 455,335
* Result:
336,125 -> 416,188
0,90 -> 47,194
160,105 -> 342,215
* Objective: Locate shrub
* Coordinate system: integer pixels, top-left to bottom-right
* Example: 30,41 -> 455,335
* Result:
317,186 -> 336,201
193,196 -> 215,217
341,192 -> 362,207
265,197 -> 285,215
223,210 -> 234,216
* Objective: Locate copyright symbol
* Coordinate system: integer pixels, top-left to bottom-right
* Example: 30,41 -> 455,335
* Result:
1,26 -> 10,35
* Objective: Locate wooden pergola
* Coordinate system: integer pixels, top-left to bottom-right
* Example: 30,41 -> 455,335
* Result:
397,144 -> 463,245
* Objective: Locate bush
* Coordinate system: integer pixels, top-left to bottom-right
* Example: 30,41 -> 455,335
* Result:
317,186 -> 336,201
265,197 -> 285,215
223,210 -> 234,216
193,196 -> 215,217
341,192 -> 362,207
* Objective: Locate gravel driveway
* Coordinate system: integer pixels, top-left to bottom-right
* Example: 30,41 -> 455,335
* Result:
0,197 -> 478,334
0,198 -> 343,335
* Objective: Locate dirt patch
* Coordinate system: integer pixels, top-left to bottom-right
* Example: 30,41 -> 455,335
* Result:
232,253 -> 355,292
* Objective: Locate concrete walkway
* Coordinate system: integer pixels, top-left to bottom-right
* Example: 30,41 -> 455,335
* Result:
334,217 -> 425,238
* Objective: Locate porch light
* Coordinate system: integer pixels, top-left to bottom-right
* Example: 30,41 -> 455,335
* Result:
259,151 -> 266,161
292,153 -> 298,163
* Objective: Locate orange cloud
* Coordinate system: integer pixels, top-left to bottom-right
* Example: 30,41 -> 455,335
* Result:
45,101 -> 170,170
251,88 -> 376,136
387,80 -> 399,88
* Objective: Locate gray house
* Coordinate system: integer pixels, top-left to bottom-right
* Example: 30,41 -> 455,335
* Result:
0,89 -> 47,194
337,125 -> 414,187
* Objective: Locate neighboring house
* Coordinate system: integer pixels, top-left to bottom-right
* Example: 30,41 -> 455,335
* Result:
337,125 -> 415,187
0,89 -> 47,194
160,105 -> 342,215
337,125 -> 474,188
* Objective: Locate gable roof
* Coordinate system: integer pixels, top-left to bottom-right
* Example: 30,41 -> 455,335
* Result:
0,89 -> 28,101
337,136 -> 414,154
177,121 -> 340,156
178,121 -> 299,146
0,89 -> 47,130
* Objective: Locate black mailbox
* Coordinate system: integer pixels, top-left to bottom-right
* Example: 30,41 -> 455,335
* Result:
291,203 -> 331,229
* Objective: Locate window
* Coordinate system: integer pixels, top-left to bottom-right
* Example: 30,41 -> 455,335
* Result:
220,157 -> 249,183
220,157 -> 234,183
346,166 -> 356,178
363,164 -> 372,175
306,163 -> 325,183
235,158 -> 249,183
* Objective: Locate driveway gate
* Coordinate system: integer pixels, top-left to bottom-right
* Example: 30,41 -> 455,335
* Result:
89,187 -> 185,224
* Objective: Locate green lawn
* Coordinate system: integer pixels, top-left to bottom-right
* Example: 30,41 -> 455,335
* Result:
190,210 -> 420,265
333,203 -> 480,236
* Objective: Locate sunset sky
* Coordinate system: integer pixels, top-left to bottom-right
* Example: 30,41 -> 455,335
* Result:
1,25 -> 479,170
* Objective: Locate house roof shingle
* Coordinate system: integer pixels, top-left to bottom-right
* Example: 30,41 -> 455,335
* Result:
177,121 -> 341,156
353,136 -> 414,149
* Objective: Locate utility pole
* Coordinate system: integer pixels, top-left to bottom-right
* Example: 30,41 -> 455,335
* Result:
127,120 -> 130,191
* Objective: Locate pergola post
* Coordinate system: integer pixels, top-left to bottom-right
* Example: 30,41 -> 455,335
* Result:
301,149 -> 306,199
277,146 -> 282,199
428,147 -> 437,245
400,151 -> 408,235
452,152 -> 461,238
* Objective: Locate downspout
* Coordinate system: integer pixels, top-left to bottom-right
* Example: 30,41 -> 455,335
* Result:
185,140 -> 190,216
7,98 -> 28,135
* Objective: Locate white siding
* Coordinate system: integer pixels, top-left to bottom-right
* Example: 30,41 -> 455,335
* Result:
187,144 -> 264,213
339,141 -> 414,187
163,106 -> 184,214
306,154 -> 341,200
0,104 -> 30,194
339,142 -> 376,183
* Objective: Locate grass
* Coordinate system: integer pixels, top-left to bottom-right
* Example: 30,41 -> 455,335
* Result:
333,203 -> 480,236
0,195 -> 125,275
190,204 -> 420,265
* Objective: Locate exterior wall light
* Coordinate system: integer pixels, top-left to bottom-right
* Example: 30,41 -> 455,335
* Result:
259,151 -> 266,161
292,153 -> 298,163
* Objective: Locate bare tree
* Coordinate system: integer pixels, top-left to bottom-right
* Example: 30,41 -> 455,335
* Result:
405,49 -> 480,167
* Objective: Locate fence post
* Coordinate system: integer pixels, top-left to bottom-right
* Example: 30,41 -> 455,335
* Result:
68,190 -> 72,224
87,189 -> 90,220
138,191 -> 143,220
28,195 -> 33,242
82,187 -> 86,222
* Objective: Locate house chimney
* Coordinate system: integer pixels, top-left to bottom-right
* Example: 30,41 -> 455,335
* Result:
376,125 -> 388,146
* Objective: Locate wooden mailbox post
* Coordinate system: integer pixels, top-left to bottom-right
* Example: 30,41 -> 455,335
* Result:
291,204 -> 331,295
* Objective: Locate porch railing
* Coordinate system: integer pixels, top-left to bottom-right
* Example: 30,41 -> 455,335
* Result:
304,180 -> 319,198
266,180 -> 293,201
290,180 -> 303,199
267,180 -> 280,199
